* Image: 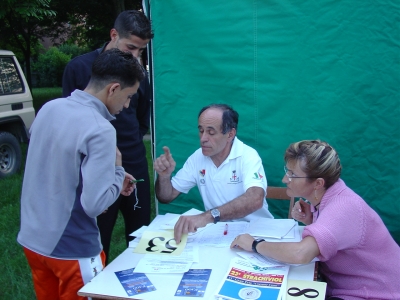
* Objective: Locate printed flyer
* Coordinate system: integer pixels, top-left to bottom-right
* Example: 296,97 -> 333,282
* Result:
115,268 -> 156,296
216,257 -> 289,300
175,269 -> 212,297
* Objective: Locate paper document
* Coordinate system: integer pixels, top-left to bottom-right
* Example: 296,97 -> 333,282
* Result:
148,213 -> 180,230
160,208 -> 204,229
248,218 -> 297,239
129,225 -> 148,238
134,256 -> 193,273
134,244 -> 198,273
195,221 -> 249,247
236,251 -> 287,268
159,208 -> 214,236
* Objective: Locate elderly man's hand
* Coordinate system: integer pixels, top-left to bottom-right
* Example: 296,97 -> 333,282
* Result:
154,146 -> 176,177
174,214 -> 210,244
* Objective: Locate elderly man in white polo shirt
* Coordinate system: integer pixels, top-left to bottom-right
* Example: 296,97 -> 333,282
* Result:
154,104 -> 273,243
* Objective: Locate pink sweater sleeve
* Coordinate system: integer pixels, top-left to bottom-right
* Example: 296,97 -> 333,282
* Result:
303,188 -> 365,261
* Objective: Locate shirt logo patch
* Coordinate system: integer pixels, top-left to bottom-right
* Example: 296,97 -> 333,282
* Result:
253,172 -> 263,180
199,169 -> 206,177
230,170 -> 239,182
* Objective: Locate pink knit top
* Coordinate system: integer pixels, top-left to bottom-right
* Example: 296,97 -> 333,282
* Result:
303,179 -> 400,300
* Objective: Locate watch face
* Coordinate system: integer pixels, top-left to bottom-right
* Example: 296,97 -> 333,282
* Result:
211,209 -> 220,217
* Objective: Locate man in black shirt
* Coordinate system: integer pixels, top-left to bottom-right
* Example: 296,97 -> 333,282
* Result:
62,10 -> 154,264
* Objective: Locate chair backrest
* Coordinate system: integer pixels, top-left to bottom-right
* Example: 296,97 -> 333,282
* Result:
266,186 -> 295,219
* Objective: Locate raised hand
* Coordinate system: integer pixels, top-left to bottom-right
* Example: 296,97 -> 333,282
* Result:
154,146 -> 176,176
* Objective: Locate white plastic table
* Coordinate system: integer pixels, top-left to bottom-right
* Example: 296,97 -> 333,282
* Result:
78,216 -> 315,300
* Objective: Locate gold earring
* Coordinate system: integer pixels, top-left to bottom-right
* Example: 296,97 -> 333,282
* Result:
314,188 -> 318,201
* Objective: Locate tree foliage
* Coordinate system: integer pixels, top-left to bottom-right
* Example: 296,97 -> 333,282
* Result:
0,0 -> 60,88
33,47 -> 71,87
0,0 -> 143,88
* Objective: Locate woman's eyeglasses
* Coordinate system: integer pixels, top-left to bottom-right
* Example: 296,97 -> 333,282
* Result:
284,166 -> 316,182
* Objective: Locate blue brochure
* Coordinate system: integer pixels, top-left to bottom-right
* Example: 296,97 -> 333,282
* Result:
175,269 -> 212,297
115,268 -> 156,296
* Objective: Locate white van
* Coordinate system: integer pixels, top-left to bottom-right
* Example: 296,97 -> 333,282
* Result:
0,50 -> 35,178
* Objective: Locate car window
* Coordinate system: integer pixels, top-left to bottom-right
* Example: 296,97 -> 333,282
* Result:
0,57 -> 24,95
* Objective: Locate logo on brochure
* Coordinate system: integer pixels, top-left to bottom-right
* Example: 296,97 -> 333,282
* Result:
230,170 -> 239,182
238,287 -> 261,299
253,172 -> 263,180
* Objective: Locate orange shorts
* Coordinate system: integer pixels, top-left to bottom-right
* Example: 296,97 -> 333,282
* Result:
23,247 -> 105,300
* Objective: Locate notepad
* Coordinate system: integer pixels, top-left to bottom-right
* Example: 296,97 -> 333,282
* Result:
247,219 -> 297,239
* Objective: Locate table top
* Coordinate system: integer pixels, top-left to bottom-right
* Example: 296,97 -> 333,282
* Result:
78,216 -> 315,300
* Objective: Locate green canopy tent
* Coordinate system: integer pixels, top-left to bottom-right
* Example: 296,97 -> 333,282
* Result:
144,0 -> 400,244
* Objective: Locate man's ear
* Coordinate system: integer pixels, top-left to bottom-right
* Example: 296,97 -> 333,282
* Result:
110,28 -> 118,41
108,83 -> 120,96
228,128 -> 236,140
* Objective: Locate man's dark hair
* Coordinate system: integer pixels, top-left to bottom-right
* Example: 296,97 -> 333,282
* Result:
114,10 -> 154,40
89,48 -> 145,91
198,104 -> 239,134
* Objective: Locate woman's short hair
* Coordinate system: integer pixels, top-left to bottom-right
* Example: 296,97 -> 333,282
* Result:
284,140 -> 341,189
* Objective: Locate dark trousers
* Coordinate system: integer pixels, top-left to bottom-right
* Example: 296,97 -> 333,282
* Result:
97,162 -> 151,265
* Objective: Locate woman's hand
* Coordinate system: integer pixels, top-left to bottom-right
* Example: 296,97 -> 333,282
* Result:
230,234 -> 255,252
291,198 -> 313,225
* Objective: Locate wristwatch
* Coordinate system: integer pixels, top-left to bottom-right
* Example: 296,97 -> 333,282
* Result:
252,238 -> 265,254
210,208 -> 220,224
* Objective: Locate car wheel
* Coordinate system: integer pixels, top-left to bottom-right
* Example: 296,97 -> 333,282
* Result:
0,131 -> 22,178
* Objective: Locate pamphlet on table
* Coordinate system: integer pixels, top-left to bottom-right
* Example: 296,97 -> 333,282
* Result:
174,269 -> 212,297
114,268 -> 156,297
215,257 -> 289,300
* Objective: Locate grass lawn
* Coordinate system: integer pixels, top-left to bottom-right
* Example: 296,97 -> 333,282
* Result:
0,87 -> 155,299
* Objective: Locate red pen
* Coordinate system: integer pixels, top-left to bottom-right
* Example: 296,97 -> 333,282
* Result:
224,223 -> 228,235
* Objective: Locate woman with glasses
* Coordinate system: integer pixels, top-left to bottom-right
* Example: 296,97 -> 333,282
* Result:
231,140 -> 400,300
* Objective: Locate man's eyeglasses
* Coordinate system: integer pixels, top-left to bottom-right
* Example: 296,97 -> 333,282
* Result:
284,166 -> 316,182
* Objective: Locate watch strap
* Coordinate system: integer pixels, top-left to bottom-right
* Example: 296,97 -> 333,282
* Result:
210,208 -> 220,224
252,239 -> 265,254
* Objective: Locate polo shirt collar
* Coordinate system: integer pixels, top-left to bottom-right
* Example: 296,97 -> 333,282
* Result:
220,137 -> 243,166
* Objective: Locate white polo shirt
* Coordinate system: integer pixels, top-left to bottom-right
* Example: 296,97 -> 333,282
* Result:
171,137 -> 273,221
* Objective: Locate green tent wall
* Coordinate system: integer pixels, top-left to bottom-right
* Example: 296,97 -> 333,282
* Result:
145,1 -> 400,243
